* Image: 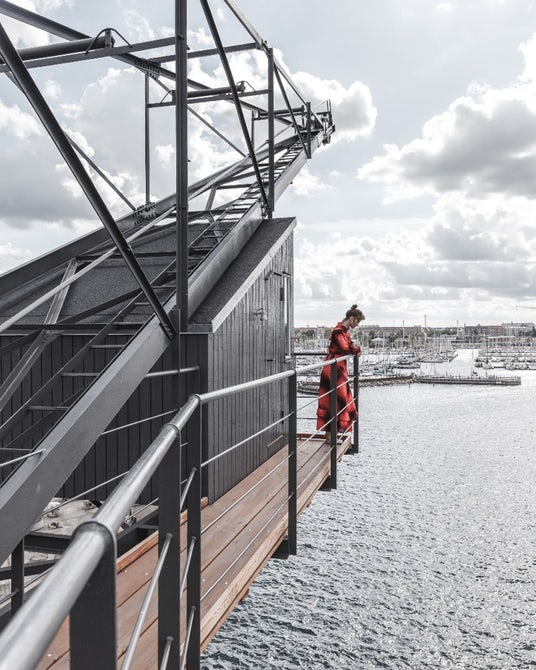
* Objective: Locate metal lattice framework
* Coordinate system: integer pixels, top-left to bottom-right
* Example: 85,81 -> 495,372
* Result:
0,2 -> 335,664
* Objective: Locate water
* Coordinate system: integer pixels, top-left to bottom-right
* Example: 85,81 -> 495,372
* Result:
202,351 -> 536,669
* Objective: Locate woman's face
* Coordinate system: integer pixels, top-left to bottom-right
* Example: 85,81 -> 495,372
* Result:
349,316 -> 359,329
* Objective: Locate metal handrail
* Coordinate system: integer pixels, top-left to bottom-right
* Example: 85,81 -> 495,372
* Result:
0,356 -> 354,670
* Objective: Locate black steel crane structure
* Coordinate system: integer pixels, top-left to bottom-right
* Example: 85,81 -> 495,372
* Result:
0,1 -> 335,667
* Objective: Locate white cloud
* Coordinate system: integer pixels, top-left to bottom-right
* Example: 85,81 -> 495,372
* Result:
0,241 -> 32,265
122,9 -> 156,42
34,0 -> 72,10
353,30 -> 536,322
1,1 -> 52,47
291,167 -> 332,197
155,144 -> 175,166
292,72 -> 377,143
358,33 -> 536,202
0,100 -> 42,138
43,79 -> 63,100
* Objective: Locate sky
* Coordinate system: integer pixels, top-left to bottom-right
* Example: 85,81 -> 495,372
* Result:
1,1 -> 536,328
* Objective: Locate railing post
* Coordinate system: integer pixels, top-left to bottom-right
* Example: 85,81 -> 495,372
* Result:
70,523 -> 117,670
157,425 -> 181,668
158,309 -> 182,668
352,355 -> 360,453
287,372 -> 297,555
329,362 -> 337,489
10,539 -> 24,615
186,404 -> 202,669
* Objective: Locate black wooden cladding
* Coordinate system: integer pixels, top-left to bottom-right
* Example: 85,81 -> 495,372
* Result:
0,332 -> 176,503
197,239 -> 294,502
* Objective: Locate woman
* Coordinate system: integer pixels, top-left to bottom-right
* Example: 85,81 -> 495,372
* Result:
316,304 -> 365,436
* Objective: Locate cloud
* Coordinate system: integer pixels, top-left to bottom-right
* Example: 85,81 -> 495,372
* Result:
358,33 -> 536,201
1,0 -> 60,47
0,100 -> 43,138
43,79 -> 63,100
122,9 -> 156,42
344,31 -> 536,325
292,72 -> 377,143
291,167 -> 332,197
0,241 -> 32,267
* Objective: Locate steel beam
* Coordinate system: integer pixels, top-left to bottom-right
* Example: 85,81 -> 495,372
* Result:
0,313 -> 170,565
176,0 -> 189,331
200,0 -> 269,212
0,35 -> 109,65
0,0 -> 176,82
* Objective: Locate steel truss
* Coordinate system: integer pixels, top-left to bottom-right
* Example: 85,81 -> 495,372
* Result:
0,1 -> 335,663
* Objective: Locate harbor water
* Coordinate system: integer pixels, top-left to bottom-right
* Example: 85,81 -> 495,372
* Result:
202,350 -> 536,669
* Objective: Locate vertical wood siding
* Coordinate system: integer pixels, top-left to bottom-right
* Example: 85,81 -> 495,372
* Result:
203,238 -> 293,502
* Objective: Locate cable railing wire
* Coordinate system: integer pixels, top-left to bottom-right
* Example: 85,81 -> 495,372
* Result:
0,449 -> 44,470
201,493 -> 291,603
180,468 -> 197,512
201,453 -> 290,536
201,412 -> 291,468
101,409 -> 178,435
159,636 -> 174,670
0,353 -> 358,669
180,607 -> 197,670
121,532 -> 173,670
179,537 -> 197,600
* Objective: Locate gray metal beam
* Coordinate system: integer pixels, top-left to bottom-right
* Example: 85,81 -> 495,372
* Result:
0,37 -> 176,75
0,35 -> 109,65
176,0 -> 189,332
0,314 -> 170,565
0,0 -> 177,82
200,0 -> 269,212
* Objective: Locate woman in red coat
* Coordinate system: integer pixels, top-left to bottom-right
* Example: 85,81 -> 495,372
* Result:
316,304 -> 365,435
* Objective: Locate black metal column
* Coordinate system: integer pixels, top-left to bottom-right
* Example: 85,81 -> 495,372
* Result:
158,311 -> 181,669
10,540 -> 24,615
70,524 -> 117,670
145,73 -> 151,205
186,405 -> 202,669
176,0 -> 189,332
267,48 -> 275,216
287,373 -> 297,555
352,355 -> 360,454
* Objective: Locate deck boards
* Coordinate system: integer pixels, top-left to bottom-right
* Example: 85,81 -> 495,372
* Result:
37,434 -> 352,669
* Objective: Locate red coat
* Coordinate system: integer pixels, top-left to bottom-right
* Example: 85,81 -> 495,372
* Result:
316,323 -> 360,432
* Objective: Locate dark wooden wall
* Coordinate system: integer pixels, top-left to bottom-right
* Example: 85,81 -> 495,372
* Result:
199,238 -> 294,502
0,333 -> 175,503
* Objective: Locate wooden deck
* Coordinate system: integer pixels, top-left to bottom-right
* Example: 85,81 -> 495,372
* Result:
37,433 -> 352,669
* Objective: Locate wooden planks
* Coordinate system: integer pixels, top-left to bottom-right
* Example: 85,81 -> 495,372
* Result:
38,433 -> 352,669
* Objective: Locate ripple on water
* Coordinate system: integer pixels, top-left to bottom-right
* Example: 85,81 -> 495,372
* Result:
202,361 -> 536,669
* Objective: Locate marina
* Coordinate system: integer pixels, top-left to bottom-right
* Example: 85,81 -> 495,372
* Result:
202,351 -> 536,669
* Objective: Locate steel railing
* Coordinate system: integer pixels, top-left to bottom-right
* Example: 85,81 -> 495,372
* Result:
0,354 -> 359,670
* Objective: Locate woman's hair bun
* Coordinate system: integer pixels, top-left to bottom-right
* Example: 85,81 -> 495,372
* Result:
350,304 -> 358,310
